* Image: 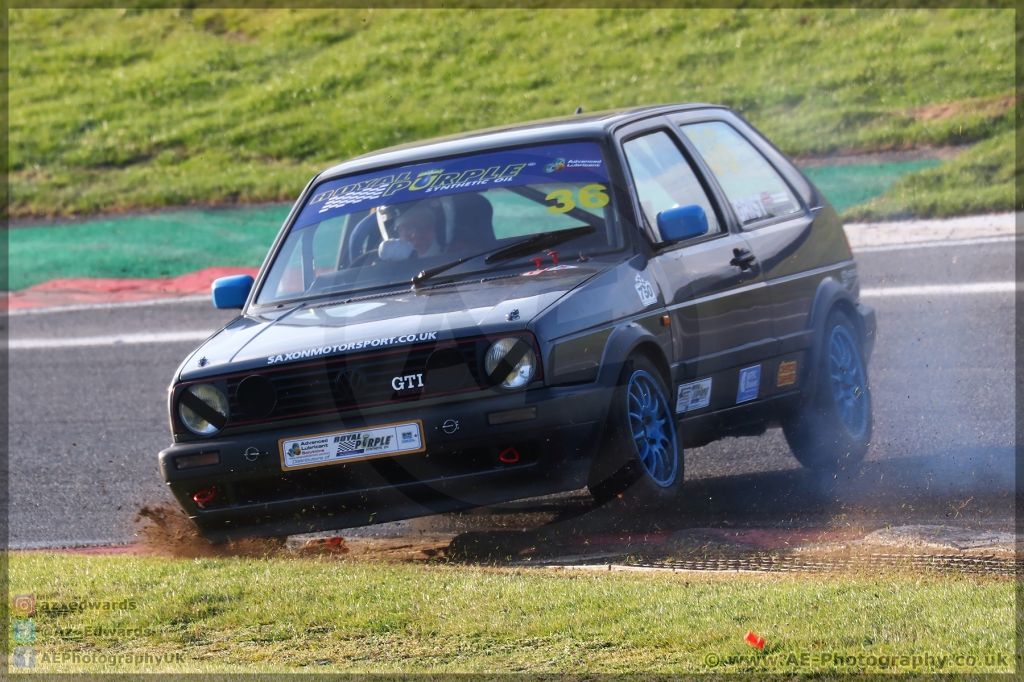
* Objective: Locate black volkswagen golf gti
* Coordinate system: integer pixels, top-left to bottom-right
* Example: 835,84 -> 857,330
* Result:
161,103 -> 875,541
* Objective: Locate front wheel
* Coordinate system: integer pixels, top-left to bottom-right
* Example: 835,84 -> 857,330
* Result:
783,310 -> 872,472
588,354 -> 683,508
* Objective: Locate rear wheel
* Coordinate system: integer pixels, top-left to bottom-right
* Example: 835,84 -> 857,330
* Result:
784,310 -> 872,472
588,354 -> 683,508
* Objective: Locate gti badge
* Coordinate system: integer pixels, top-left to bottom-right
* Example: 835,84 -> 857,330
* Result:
441,419 -> 459,434
506,309 -> 520,321
391,374 -> 424,391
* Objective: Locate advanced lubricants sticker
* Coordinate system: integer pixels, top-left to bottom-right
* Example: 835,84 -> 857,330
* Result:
279,420 -> 425,470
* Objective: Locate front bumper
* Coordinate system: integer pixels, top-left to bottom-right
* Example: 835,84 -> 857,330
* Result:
160,382 -> 613,541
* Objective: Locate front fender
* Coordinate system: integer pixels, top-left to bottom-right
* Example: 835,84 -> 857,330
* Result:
595,320 -> 670,389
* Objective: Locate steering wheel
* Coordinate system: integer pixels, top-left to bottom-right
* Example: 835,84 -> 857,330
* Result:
349,250 -> 379,269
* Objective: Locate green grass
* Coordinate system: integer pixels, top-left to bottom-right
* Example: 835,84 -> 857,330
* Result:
8,554 -> 1014,673
9,8 -> 1015,218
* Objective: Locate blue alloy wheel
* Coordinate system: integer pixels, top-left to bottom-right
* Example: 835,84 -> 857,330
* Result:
626,370 -> 678,487
828,324 -> 868,440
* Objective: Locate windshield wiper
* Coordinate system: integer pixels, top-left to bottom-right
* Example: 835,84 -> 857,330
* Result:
412,252 -> 488,288
411,225 -> 596,288
483,224 -> 595,264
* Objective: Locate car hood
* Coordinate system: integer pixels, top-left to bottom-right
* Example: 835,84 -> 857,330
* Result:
179,264 -> 603,381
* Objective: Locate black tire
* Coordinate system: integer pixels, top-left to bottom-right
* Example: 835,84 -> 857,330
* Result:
588,354 -> 683,508
783,309 -> 872,472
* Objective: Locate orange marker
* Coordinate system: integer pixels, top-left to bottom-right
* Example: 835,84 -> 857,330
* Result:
745,631 -> 765,650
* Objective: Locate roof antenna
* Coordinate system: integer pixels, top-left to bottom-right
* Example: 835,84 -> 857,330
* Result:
574,106 -> 583,115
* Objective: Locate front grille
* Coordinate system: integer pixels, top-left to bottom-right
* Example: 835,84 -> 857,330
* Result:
223,339 -> 485,427
172,333 -> 543,435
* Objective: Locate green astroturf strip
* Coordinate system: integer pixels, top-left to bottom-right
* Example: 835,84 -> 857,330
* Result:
801,160 -> 942,214
4,161 -> 945,291
9,206 -> 290,291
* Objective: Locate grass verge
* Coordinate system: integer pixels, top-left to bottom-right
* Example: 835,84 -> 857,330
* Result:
8,553 -> 1013,673
9,8 -> 1014,217
843,129 -> 1017,221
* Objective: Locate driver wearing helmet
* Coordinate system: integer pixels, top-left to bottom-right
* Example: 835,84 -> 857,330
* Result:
377,200 -> 444,261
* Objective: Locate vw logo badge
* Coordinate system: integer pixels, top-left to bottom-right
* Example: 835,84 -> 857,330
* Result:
336,369 -> 368,401
244,447 -> 260,462
442,419 -> 459,434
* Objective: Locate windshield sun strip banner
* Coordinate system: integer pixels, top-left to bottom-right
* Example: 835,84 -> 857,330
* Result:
291,142 -> 610,230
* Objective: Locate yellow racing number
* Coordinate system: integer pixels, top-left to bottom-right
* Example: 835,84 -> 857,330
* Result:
544,189 -> 575,214
578,184 -> 610,209
545,184 -> 609,214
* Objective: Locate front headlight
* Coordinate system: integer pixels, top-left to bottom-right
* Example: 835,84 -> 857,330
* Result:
178,383 -> 229,436
484,337 -> 537,390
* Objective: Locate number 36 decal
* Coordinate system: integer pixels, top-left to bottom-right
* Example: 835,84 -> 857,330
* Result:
545,184 -> 610,214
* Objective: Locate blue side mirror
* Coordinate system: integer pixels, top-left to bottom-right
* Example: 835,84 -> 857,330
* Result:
656,204 -> 709,243
211,275 -> 254,309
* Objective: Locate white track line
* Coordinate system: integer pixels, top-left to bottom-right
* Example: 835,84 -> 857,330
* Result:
7,294 -> 209,316
9,330 -> 214,350
853,235 -> 1017,253
860,282 -> 1017,298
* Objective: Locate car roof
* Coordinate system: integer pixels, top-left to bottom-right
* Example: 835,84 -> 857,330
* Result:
317,102 -> 727,182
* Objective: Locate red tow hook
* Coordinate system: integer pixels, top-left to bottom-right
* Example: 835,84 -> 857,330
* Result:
499,447 -> 520,464
193,488 -> 216,507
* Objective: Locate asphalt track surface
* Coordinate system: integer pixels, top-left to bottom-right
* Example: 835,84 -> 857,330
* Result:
8,235 -> 1016,548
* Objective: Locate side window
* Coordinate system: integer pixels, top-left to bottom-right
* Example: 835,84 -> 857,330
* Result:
622,131 -> 721,238
681,121 -> 800,226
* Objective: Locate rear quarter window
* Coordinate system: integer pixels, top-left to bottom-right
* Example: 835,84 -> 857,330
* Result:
681,121 -> 801,226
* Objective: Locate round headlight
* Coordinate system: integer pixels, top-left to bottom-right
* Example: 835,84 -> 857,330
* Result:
484,337 -> 537,390
178,383 -> 230,436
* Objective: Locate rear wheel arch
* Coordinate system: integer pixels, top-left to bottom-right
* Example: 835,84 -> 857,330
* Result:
805,276 -> 861,389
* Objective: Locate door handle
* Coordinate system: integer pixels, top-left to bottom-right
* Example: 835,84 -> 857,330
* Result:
730,248 -> 756,270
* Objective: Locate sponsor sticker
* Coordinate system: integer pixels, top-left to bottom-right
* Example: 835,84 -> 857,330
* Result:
736,365 -> 761,403
777,360 -> 798,387
676,378 -> 712,414
634,274 -> 658,307
545,158 -> 603,172
732,193 -> 769,223
280,420 -> 425,470
267,332 -> 438,365
841,267 -> 859,292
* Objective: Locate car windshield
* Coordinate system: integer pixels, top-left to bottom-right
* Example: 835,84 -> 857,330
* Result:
254,141 -> 623,306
